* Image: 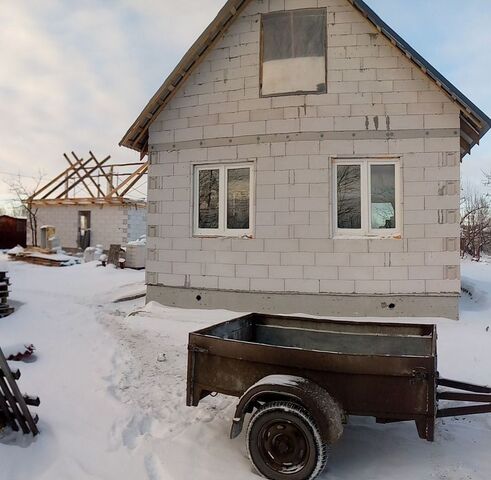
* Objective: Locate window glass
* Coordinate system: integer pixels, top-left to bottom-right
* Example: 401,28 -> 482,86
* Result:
337,165 -> 361,229
262,9 -> 326,96
371,165 -> 396,229
198,169 -> 219,229
292,10 -> 326,58
227,168 -> 250,229
262,13 -> 292,62
195,164 -> 253,236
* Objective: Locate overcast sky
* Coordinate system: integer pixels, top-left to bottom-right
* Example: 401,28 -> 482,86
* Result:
1,0 -> 490,203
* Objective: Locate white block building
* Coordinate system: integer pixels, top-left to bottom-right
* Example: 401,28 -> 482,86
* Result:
120,0 -> 490,319
28,152 -> 147,251
29,203 -> 147,250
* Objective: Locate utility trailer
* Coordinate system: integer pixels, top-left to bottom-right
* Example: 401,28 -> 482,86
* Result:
187,313 -> 491,480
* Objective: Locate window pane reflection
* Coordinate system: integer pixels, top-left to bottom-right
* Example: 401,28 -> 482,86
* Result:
337,165 -> 361,229
227,168 -> 250,229
371,165 -> 396,229
198,169 -> 219,229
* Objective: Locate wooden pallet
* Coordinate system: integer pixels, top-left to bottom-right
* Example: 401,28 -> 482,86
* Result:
0,347 -> 40,435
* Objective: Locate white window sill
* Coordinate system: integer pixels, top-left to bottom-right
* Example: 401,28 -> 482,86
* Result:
193,234 -> 254,239
333,234 -> 402,240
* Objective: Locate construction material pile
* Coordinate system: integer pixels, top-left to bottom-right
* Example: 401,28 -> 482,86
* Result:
0,270 -> 14,318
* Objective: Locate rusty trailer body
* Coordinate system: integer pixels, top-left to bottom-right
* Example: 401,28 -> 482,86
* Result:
187,313 -> 491,479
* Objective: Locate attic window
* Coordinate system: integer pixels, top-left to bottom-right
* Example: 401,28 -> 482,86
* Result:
261,9 -> 327,97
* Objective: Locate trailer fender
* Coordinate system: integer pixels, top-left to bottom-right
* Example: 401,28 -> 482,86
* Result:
230,375 -> 343,445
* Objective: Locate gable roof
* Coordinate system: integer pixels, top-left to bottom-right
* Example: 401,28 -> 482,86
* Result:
120,0 -> 491,158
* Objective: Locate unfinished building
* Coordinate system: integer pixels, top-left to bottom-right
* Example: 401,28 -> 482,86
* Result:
28,152 -> 147,250
121,0 -> 490,319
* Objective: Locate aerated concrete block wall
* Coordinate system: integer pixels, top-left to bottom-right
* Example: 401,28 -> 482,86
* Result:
145,0 -> 461,317
126,206 -> 147,242
30,205 -> 127,250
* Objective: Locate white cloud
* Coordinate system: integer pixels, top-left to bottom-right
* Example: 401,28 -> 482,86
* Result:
0,0 -> 224,200
1,0 -> 490,202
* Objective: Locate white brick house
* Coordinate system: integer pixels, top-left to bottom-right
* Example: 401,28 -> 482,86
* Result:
28,153 -> 148,251
29,203 -> 147,250
121,0 -> 490,319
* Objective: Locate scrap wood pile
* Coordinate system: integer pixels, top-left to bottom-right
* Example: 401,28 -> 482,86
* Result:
0,271 -> 14,318
8,247 -> 79,267
0,346 -> 40,436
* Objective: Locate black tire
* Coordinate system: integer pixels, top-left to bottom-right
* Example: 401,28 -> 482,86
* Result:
246,401 -> 328,480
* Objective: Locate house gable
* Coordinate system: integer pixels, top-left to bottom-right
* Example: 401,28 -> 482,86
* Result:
120,0 -> 490,158
138,0 -> 473,319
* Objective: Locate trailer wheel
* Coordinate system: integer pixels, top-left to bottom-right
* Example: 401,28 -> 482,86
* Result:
246,401 -> 328,480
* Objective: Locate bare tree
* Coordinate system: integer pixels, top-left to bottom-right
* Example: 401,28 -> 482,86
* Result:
484,170 -> 491,187
460,182 -> 491,260
4,173 -> 45,247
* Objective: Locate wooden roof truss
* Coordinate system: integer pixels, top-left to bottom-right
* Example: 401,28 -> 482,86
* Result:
29,152 -> 148,206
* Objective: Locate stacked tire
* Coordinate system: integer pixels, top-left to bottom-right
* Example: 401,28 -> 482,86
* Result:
0,271 -> 14,318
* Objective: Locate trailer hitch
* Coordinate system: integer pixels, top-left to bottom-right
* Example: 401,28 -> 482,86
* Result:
436,378 -> 491,418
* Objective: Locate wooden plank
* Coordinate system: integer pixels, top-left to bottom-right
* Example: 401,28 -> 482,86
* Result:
29,164 -> 75,201
119,163 -> 148,197
106,162 -> 148,198
41,156 -> 96,200
64,153 -> 96,198
0,390 -> 19,431
23,395 -> 41,407
0,348 -> 39,435
73,152 -> 107,198
88,151 -> 116,194
97,162 -> 146,168
0,374 -> 29,434
54,156 -> 111,200
0,366 -> 20,380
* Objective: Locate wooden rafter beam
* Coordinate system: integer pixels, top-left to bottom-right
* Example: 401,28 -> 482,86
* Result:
119,163 -> 148,197
31,198 -> 146,207
105,162 -> 148,199
63,154 -> 95,198
29,164 -> 75,201
88,151 -> 116,194
72,152 -> 106,198
95,162 -> 145,168
40,156 -> 96,200
54,156 -> 111,199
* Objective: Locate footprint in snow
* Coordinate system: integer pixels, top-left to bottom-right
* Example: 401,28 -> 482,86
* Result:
144,454 -> 166,480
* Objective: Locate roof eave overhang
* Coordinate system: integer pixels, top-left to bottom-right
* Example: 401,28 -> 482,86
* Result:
348,0 -> 491,156
120,0 -> 250,153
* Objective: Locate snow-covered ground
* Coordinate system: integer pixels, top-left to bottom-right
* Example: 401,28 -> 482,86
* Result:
0,254 -> 490,479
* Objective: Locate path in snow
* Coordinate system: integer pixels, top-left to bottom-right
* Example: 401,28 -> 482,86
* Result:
0,255 -> 490,479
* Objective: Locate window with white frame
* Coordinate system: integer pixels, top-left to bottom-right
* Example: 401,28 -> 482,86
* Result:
261,9 -> 327,96
194,163 -> 254,237
333,159 -> 401,237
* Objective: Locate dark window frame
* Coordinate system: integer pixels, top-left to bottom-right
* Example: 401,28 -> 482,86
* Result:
260,8 -> 328,98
